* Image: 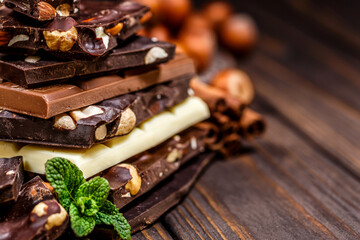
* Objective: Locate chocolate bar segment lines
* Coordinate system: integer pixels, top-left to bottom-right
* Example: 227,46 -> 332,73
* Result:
0,55 -> 195,118
102,127 -> 207,209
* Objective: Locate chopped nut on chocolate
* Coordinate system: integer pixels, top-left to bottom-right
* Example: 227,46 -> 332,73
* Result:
45,204 -> 67,230
166,149 -> 183,163
56,3 -> 71,17
25,56 -> 41,63
106,23 -> 124,36
145,47 -> 168,64
118,163 -> 142,196
95,27 -> 110,49
53,113 -> 76,131
43,27 -> 78,52
31,202 -> 48,217
70,106 -> 104,122
115,108 -> 136,136
8,34 -> 29,47
95,124 -> 107,141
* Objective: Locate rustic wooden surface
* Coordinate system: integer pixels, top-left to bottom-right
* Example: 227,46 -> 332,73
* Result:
133,0 -> 360,239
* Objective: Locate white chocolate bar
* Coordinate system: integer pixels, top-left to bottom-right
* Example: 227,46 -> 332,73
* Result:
0,97 -> 210,178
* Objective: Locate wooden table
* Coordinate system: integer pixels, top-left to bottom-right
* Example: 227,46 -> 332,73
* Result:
133,0 -> 360,239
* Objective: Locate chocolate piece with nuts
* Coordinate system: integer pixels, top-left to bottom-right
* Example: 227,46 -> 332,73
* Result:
0,36 -> 175,88
0,156 -> 24,205
0,76 -> 192,148
6,176 -> 55,219
101,127 -> 207,209
0,1 -> 150,59
4,0 -> 79,21
0,200 -> 68,240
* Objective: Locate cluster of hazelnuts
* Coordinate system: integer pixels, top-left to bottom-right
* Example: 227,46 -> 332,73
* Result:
135,0 -> 258,72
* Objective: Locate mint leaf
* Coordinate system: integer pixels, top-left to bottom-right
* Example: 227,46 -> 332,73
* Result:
45,158 -> 85,211
96,200 -> 131,240
69,203 -> 96,237
77,197 -> 99,217
75,177 -> 110,208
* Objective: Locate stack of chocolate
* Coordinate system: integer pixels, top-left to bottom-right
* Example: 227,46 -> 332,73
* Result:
0,0 -> 213,238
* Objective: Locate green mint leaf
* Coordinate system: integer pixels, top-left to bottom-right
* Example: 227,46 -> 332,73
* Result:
75,176 -> 110,209
99,199 -> 119,215
45,158 -> 86,211
69,203 -> 96,237
77,197 -> 99,217
96,200 -> 131,240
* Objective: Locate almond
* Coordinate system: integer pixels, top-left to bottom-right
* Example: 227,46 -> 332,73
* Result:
37,2 -> 56,21
0,31 -> 12,46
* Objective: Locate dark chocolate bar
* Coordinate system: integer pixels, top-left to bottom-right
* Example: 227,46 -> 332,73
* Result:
0,176 -> 69,240
102,127 -> 207,209
0,36 -> 175,87
6,176 -> 55,219
4,0 -> 79,21
0,76 -> 192,148
125,152 -> 214,233
0,54 -> 195,118
0,156 -> 24,205
0,1 -> 149,59
85,152 -> 214,239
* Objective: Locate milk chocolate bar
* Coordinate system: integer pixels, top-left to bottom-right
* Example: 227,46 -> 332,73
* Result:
0,1 -> 149,59
102,127 -> 207,209
0,77 -> 191,148
0,176 -> 69,240
0,156 -> 24,205
0,36 -> 175,87
0,55 -> 195,118
4,0 -> 80,21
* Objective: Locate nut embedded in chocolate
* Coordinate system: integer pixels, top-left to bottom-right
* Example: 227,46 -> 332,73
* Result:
115,108 -> 136,136
95,124 -> 107,141
37,1 -> 56,21
70,106 -> 104,122
0,30 -> 11,46
145,47 -> 168,64
56,3 -> 71,17
8,34 -> 29,47
43,26 -> 78,52
119,164 -> 142,196
53,113 -> 76,131
106,22 -> 124,36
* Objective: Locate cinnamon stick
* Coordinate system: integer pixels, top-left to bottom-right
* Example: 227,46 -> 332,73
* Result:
190,78 -> 245,117
239,108 -> 266,139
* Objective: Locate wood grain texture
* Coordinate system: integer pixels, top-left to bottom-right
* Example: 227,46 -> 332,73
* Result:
135,1 -> 360,239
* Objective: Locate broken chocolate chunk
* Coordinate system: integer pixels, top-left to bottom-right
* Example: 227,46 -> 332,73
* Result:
0,156 -> 24,205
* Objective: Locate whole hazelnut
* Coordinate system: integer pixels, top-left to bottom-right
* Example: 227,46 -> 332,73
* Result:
147,24 -> 170,42
182,14 -> 211,33
135,0 -> 161,21
179,28 -> 216,71
202,1 -> 233,28
158,0 -> 191,27
211,69 -> 255,104
220,14 -> 258,52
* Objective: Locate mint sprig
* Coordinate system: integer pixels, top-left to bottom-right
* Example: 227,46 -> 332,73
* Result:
45,158 -> 131,239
